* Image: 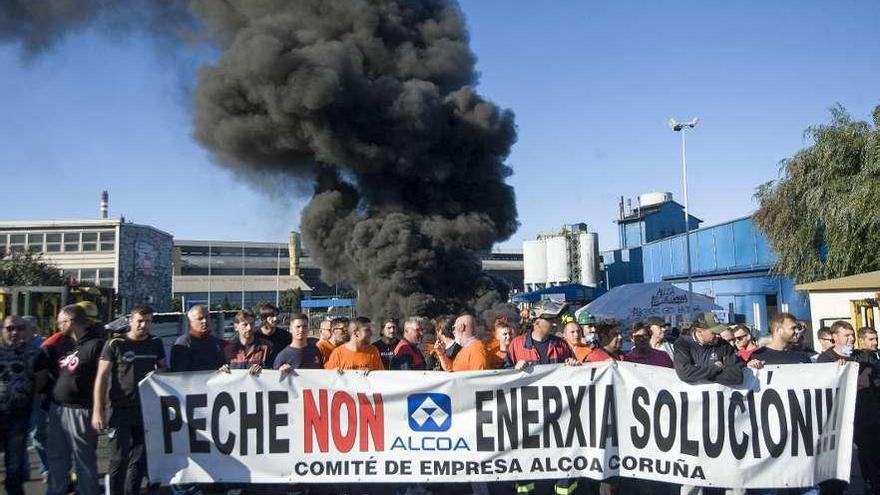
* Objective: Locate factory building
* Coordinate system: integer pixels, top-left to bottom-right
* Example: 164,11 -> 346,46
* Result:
523,223 -> 600,292
600,191 -> 810,331
0,217 -> 173,312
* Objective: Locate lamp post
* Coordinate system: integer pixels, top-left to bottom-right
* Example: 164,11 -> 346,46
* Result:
668,117 -> 698,315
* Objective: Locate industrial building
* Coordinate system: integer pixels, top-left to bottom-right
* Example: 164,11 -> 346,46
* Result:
173,234 -> 525,309
523,223 -> 600,292
600,192 -> 810,331
0,217 -> 173,312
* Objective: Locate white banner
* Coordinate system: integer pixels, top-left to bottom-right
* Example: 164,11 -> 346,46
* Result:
139,362 -> 857,487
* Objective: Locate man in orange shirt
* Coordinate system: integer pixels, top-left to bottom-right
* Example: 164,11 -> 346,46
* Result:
563,321 -> 593,362
324,317 -> 384,371
435,314 -> 489,371
316,317 -> 348,361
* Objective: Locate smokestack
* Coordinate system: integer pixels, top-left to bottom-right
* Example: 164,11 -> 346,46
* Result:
100,190 -> 108,219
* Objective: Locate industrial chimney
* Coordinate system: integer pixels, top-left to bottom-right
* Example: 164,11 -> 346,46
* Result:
100,190 -> 109,219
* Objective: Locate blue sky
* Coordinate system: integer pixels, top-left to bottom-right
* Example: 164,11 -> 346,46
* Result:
0,1 -> 877,251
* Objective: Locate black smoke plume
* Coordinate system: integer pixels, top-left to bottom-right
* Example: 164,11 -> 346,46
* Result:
1,0 -> 519,320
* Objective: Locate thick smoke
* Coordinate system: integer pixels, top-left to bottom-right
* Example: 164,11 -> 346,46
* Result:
2,0 -> 519,320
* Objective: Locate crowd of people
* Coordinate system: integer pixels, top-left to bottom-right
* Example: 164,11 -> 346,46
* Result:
0,302 -> 878,495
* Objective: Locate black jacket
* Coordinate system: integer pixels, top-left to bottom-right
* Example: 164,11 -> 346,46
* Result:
673,333 -> 743,386
51,327 -> 106,407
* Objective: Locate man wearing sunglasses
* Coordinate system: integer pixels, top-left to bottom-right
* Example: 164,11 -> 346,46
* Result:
731,324 -> 759,361
1,315 -> 47,495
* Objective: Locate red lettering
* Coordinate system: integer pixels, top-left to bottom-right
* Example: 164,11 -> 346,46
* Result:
303,389 -> 328,453
358,393 -> 384,451
331,392 -> 357,453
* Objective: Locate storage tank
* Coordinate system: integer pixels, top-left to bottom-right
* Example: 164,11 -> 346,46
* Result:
544,236 -> 569,284
638,192 -> 672,208
523,240 -> 547,286
578,232 -> 600,287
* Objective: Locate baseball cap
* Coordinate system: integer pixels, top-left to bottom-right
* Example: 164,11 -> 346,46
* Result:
577,311 -> 597,325
691,312 -> 727,334
529,300 -> 567,320
644,316 -> 667,327
76,301 -> 99,322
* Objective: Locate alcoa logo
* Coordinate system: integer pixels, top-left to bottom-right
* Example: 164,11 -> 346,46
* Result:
407,393 -> 452,432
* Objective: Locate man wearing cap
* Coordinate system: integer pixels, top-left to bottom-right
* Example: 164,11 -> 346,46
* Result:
645,316 -> 674,360
505,314 -> 574,370
672,312 -> 743,386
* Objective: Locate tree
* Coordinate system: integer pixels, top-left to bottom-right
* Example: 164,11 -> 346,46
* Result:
754,104 -> 880,283
0,251 -> 64,286
279,288 -> 302,313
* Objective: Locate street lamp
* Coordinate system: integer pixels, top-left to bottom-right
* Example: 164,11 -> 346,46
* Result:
668,117 -> 699,315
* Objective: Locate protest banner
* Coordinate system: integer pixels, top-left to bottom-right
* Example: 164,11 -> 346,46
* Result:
140,361 -> 857,487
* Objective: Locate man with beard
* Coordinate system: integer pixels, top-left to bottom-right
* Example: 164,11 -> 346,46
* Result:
325,317 -> 384,371
219,309 -> 271,374
373,318 -> 399,370
625,324 -> 673,367
91,305 -> 165,495
274,313 -> 324,372
673,312 -> 743,386
748,313 -> 812,365
45,304 -> 106,495
436,314 -> 489,371
391,317 -> 428,370
258,303 -> 291,366
1,315 -> 46,495
317,317 -> 349,362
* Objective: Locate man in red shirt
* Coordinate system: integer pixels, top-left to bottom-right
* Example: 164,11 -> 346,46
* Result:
624,324 -> 673,367
219,309 -> 271,375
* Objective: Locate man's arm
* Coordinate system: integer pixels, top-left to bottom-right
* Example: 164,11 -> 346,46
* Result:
714,348 -> 744,386
672,342 -> 721,384
91,359 -> 112,431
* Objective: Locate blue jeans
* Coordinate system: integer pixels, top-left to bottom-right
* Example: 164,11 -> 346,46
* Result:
1,413 -> 31,495
19,403 -> 48,478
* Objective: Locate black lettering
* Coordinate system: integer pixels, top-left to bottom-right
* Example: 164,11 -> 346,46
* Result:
639,457 -> 654,473
240,392 -> 264,455
498,389 -> 518,450
599,385 -> 618,447
746,391 -> 762,458
760,389 -> 787,458
211,392 -> 236,455
788,390 -> 813,456
679,392 -> 699,456
268,391 -> 289,454
729,392 -> 748,460
630,387 -> 651,449
653,390 -> 676,452
564,387 -> 587,447
542,386 -> 564,448
160,396 -> 182,454
476,391 -> 494,451
521,387 -> 540,448
702,391 -> 725,458
587,383 -> 597,447
186,394 -> 210,454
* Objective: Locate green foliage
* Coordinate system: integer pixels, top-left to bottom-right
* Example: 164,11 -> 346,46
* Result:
0,251 -> 64,286
279,288 -> 302,313
170,296 -> 183,313
754,104 -> 880,283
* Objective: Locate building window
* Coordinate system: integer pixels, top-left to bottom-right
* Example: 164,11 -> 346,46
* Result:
45,233 -> 62,252
62,269 -> 79,283
9,234 -> 25,253
81,232 -> 98,252
63,232 -> 80,252
98,268 -> 114,287
100,231 -> 115,251
79,269 -> 97,285
27,233 -> 44,253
